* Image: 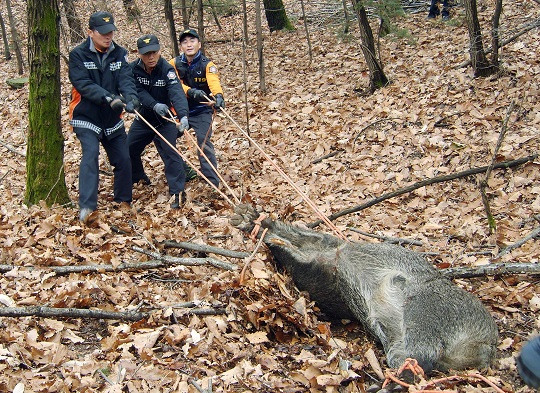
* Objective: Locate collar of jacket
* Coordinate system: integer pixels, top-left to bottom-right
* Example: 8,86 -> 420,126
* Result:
181,51 -> 201,66
87,36 -> 116,55
135,56 -> 163,74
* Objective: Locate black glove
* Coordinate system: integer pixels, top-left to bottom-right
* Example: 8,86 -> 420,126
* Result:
106,95 -> 125,111
187,88 -> 207,102
214,94 -> 225,110
153,103 -> 170,117
125,96 -> 140,113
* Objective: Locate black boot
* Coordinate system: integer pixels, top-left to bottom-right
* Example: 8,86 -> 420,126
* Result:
171,191 -> 186,209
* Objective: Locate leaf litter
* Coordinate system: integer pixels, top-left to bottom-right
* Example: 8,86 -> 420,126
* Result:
0,0 -> 539,391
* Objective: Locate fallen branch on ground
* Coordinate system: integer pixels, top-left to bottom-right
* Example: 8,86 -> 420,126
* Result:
0,302 -> 227,320
0,260 -> 169,274
0,306 -> 147,321
0,140 -> 25,156
347,227 -> 423,246
132,246 -> 237,270
497,225 -> 540,257
163,240 -> 249,259
308,155 -> 538,228
442,262 -> 540,279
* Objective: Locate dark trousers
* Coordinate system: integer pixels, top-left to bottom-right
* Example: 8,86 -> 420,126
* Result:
74,127 -> 132,210
429,0 -> 449,17
189,110 -> 219,187
128,119 -> 185,195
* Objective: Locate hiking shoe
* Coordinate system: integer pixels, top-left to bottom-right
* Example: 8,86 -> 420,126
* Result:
171,191 -> 186,209
133,174 -> 151,185
79,208 -> 94,224
442,14 -> 450,20
185,166 -> 198,182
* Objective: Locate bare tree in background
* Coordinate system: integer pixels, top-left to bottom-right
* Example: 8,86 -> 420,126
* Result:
463,0 -> 498,77
164,0 -> 180,56
197,0 -> 205,50
61,0 -> 84,45
180,0 -> 190,30
299,0 -> 312,64
122,0 -> 143,32
0,12 -> 11,60
6,0 -> 24,74
255,0 -> 265,92
351,0 -> 388,92
242,0 -> 249,45
26,0 -> 70,206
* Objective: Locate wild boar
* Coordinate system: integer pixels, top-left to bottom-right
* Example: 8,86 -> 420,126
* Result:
230,204 -> 498,374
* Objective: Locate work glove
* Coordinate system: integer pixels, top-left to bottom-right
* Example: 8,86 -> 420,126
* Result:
106,95 -> 125,111
214,94 -> 225,110
177,116 -> 189,137
187,88 -> 207,102
125,96 -> 140,113
153,103 -> 170,117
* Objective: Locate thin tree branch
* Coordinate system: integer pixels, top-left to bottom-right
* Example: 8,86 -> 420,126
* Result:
442,262 -> 540,279
308,155 -> 538,228
132,246 -> 237,270
497,225 -> 540,257
347,227 -> 423,246
457,18 -> 540,68
163,240 -> 250,259
479,100 -> 514,233
0,306 -> 147,321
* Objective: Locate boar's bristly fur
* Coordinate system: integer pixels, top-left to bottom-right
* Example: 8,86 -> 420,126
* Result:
230,204 -> 498,374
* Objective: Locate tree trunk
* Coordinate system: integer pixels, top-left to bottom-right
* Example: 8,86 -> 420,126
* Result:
0,12 -> 11,60
300,0 -> 312,64
351,0 -> 388,92
255,0 -> 265,92
61,0 -> 84,45
242,0 -> 249,45
6,0 -> 24,74
262,0 -> 294,32
463,0 -> 496,77
342,0 -> 350,34
180,0 -> 190,30
197,0 -> 205,51
490,0 -> 502,67
164,0 -> 179,56
25,0 -> 70,206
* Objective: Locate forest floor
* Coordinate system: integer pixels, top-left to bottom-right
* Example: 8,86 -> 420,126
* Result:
0,0 -> 539,392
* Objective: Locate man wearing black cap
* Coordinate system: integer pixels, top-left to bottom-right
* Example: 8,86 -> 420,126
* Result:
68,11 -> 140,223
128,34 -> 190,208
169,29 -> 225,189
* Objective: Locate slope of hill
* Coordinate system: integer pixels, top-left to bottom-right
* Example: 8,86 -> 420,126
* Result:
0,0 -> 538,391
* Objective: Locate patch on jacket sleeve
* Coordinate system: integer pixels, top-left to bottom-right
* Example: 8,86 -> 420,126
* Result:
167,70 -> 177,80
209,65 -> 218,74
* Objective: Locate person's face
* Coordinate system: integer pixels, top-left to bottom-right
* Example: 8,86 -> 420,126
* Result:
180,36 -> 201,58
139,50 -> 161,71
89,29 -> 114,51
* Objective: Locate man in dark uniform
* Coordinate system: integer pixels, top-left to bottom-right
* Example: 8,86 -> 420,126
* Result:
169,29 -> 225,189
69,11 -> 140,223
517,335 -> 540,389
128,34 -> 190,208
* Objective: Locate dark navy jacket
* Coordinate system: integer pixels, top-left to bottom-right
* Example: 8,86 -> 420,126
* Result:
130,56 -> 189,127
68,37 -> 137,137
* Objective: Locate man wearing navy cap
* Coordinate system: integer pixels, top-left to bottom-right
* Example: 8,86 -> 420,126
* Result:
68,11 -> 140,223
169,29 -> 225,189
128,34 -> 190,208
